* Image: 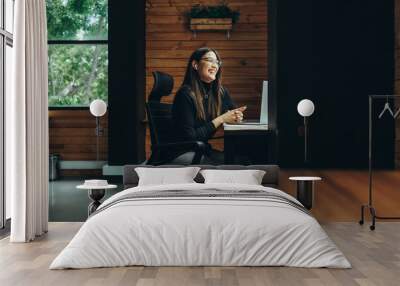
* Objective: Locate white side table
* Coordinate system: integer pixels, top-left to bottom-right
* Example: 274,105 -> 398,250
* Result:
289,176 -> 322,210
77,184 -> 117,215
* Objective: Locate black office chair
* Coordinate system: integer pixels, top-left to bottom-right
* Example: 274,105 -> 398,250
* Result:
146,71 -> 207,165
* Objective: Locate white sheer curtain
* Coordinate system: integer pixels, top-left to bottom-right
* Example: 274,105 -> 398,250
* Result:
9,0 -> 49,242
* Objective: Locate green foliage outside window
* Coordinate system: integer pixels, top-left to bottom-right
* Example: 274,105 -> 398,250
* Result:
48,45 -> 108,106
46,0 -> 108,106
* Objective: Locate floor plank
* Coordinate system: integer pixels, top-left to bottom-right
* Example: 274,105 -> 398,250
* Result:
1,222 -> 400,286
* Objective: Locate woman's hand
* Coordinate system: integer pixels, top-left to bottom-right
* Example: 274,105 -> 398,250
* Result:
232,106 -> 247,123
212,106 -> 247,128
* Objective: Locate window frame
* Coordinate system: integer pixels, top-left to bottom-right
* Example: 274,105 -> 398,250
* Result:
47,1 -> 108,110
47,41 -> 108,110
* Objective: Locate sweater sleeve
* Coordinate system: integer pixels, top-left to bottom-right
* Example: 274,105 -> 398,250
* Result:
172,87 -> 217,142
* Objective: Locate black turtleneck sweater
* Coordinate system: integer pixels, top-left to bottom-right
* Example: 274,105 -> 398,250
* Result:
172,83 -> 235,144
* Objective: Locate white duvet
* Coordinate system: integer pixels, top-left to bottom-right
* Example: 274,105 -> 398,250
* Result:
50,183 -> 351,269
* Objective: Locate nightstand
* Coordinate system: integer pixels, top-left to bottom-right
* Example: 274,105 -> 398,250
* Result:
77,184 -> 117,216
289,176 -> 322,210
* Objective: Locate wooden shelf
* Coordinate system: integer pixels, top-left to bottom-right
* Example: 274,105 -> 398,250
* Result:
190,18 -> 233,39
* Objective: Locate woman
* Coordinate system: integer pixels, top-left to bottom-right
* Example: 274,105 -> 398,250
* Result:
172,47 -> 246,164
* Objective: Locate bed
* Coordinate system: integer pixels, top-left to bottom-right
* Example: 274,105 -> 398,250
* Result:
50,165 -> 351,269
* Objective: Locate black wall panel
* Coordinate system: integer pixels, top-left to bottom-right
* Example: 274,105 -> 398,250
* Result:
108,0 -> 146,165
275,0 -> 395,168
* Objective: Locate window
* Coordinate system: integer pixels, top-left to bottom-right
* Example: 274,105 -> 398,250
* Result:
47,0 -> 108,107
1,0 -> 14,229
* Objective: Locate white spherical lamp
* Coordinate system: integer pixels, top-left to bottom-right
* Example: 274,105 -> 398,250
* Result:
89,99 -> 107,162
90,99 -> 107,117
297,99 -> 315,117
297,99 -> 315,164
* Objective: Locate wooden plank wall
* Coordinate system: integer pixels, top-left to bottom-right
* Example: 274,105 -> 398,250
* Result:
145,0 -> 268,158
49,110 -> 108,175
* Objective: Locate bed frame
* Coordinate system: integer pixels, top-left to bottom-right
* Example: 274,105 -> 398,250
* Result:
123,165 -> 280,189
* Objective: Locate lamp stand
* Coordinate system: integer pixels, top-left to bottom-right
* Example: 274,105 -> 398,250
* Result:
95,117 -> 100,161
304,116 -> 308,164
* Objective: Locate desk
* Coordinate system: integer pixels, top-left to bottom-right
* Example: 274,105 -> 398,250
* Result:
223,124 -> 277,164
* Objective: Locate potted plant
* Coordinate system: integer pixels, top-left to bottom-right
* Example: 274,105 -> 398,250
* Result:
188,3 -> 240,38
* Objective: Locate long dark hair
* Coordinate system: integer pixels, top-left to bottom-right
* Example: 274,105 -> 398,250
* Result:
182,47 -> 223,121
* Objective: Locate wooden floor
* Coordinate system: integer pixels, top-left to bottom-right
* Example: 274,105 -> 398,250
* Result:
1,170 -> 400,285
1,222 -> 400,286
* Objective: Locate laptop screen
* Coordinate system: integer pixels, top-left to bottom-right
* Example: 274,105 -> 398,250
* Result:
259,81 -> 268,124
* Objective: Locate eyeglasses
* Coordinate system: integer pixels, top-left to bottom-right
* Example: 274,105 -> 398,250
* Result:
200,57 -> 222,67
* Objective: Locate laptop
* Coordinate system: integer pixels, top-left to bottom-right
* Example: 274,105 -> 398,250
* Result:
234,80 -> 268,125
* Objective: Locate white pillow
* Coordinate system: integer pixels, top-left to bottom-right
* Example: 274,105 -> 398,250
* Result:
200,169 -> 266,185
135,167 -> 201,186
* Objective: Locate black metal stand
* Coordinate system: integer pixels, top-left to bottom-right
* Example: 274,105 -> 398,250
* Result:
359,95 -> 400,231
88,189 -> 105,216
95,117 -> 105,162
359,204 -> 400,231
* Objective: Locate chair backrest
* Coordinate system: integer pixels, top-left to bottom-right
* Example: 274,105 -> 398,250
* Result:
146,71 -> 175,145
148,71 -> 174,102
146,102 -> 176,145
